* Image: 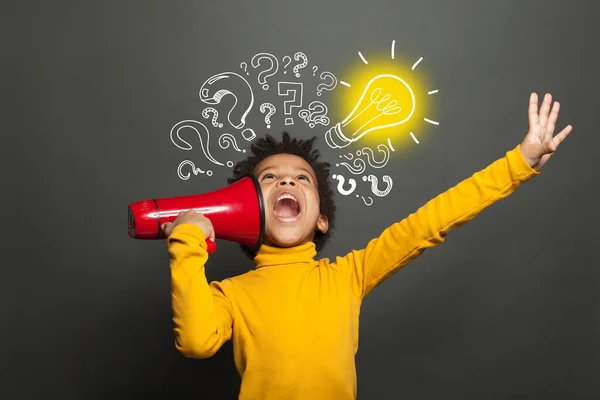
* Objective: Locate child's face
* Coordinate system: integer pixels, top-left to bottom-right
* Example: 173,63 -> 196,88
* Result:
253,153 -> 328,248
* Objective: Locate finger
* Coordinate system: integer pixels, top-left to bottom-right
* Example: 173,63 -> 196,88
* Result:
552,124 -> 573,148
538,93 -> 552,127
528,92 -> 539,127
162,222 -> 173,235
547,101 -> 560,136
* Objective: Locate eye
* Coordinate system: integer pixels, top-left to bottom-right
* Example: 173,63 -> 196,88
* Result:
262,172 -> 275,180
298,174 -> 310,181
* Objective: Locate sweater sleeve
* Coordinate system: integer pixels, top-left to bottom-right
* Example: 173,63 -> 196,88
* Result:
167,223 -> 234,358
333,144 -> 540,300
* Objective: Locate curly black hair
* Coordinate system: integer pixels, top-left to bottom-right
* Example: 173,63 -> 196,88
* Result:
228,132 -> 336,260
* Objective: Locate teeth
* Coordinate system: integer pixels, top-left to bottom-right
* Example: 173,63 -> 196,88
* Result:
276,193 -> 297,203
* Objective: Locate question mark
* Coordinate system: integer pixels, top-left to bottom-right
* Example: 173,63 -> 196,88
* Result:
298,101 -> 329,128
317,71 -> 338,96
277,82 -> 303,125
332,174 -> 357,196
282,56 -> 291,74
218,133 -> 246,153
260,103 -> 276,129
312,66 -> 318,76
335,158 -> 366,175
251,53 -> 279,90
292,52 -> 308,77
170,120 -> 224,166
240,62 -> 249,75
177,160 -> 213,180
357,144 -> 391,169
362,174 -> 393,197
199,72 -> 254,130
202,107 -> 223,128
355,195 -> 373,206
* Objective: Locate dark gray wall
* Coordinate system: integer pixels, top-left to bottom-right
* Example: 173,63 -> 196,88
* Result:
5,0 -> 599,398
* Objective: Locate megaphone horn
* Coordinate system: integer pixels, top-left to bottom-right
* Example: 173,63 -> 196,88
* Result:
128,174 -> 265,253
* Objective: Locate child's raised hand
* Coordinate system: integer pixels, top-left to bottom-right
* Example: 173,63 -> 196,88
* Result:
161,210 -> 215,241
520,92 -> 573,171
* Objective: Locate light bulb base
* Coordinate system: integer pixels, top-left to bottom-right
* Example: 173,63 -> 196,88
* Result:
324,123 -> 352,149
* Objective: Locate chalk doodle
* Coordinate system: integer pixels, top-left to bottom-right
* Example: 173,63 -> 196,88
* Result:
282,56 -> 292,74
169,41 -> 434,193
293,52 -> 308,77
239,62 -> 249,76
355,195 -> 374,206
177,160 -> 213,180
251,52 -> 279,90
317,72 -> 337,96
362,174 -> 393,197
298,101 -> 330,128
241,128 -> 256,141
335,157 -> 366,175
199,72 -> 254,130
202,107 -> 223,128
278,82 -> 304,125
218,133 -> 246,153
260,103 -> 276,129
170,120 -> 224,166
356,143 -> 392,169
331,174 -> 357,196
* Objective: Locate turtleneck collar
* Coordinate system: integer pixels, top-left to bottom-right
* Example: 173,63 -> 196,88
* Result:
253,241 -> 317,269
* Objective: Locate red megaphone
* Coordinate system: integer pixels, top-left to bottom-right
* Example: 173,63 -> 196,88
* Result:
128,175 -> 265,253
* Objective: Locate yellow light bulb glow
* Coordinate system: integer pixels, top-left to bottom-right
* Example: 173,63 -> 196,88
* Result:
326,52 -> 435,150
325,74 -> 416,148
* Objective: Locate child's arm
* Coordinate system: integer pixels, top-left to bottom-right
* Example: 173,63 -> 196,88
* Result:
333,92 -> 572,300
333,145 -> 538,299
166,219 -> 233,358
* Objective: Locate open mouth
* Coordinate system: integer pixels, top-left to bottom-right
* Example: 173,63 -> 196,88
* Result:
272,192 -> 302,222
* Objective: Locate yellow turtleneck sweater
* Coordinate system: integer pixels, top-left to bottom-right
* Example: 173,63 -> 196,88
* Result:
167,145 -> 539,399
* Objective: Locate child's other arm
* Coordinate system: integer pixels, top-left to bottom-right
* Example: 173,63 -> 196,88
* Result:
335,144 -> 538,299
335,92 -> 573,300
165,215 -> 233,358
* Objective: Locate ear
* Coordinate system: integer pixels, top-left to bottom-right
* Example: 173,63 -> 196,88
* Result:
316,214 -> 329,234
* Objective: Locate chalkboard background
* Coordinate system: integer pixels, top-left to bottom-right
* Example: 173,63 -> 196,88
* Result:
5,0 -> 599,399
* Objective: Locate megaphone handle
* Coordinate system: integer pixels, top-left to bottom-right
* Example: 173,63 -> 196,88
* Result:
205,238 -> 217,253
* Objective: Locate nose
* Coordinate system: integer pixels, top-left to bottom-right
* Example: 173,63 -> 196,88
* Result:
277,176 -> 296,187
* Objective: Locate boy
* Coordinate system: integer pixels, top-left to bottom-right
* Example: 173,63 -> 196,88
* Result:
161,93 -> 572,399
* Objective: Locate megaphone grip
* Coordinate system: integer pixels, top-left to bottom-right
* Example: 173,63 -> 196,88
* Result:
206,238 -> 217,253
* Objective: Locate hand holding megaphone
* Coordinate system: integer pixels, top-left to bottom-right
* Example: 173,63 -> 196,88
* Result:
161,209 -> 218,253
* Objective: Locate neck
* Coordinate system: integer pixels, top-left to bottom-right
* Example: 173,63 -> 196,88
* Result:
253,241 -> 317,269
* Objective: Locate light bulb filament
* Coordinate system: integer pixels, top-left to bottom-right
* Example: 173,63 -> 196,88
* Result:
342,87 -> 402,130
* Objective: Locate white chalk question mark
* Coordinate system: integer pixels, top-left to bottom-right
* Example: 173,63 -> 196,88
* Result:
202,107 -> 223,128
240,62 -> 249,75
293,52 -> 308,77
332,174 -> 357,196
335,158 -> 366,175
177,160 -> 213,180
251,53 -> 279,90
260,103 -> 276,129
282,56 -> 291,74
312,66 -> 318,76
278,82 -> 304,125
317,71 -> 338,96
362,174 -> 393,197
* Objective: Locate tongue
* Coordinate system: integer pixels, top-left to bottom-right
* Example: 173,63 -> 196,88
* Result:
273,198 -> 300,218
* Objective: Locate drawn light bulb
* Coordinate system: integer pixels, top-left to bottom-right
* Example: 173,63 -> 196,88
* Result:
325,74 -> 415,149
